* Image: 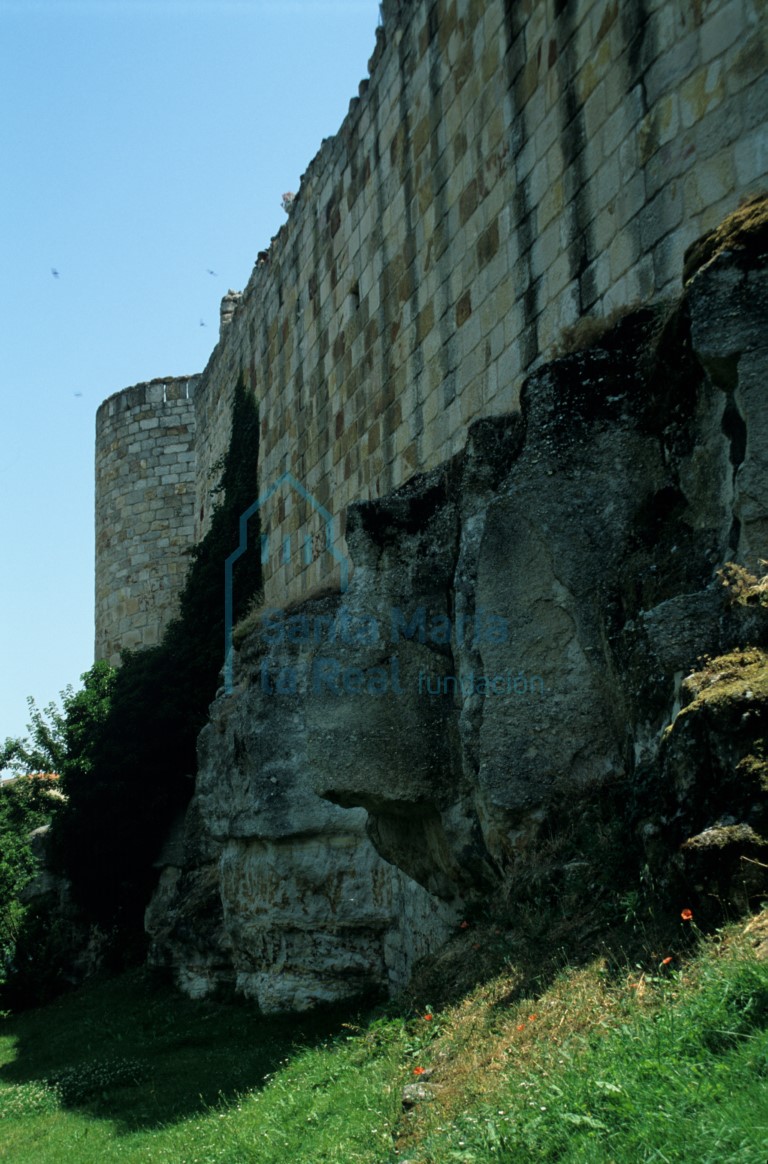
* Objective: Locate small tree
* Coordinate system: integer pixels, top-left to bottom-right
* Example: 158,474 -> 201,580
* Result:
0,776 -> 56,971
0,662 -> 116,980
1,697 -> 67,777
0,660 -> 115,780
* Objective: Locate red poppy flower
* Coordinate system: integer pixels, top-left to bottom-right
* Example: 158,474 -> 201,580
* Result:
516,1024 -> 525,1031
661,956 -> 673,966
681,908 -> 693,921
413,1066 -> 426,1076
528,1014 -> 537,1022
423,1014 -> 433,1021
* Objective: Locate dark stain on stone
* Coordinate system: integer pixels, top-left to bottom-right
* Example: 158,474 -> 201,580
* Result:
554,1 -> 594,313
477,217 -> 500,268
503,0 -> 539,370
325,199 -> 341,239
622,0 -> 653,110
597,0 -> 619,42
426,11 -> 460,413
456,290 -> 472,327
348,461 -> 458,543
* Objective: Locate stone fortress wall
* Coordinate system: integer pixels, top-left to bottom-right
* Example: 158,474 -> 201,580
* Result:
95,377 -> 198,664
95,0 -> 768,658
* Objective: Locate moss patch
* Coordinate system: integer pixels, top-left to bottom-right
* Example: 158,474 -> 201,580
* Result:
718,561 -> 768,610
679,646 -> 768,712
682,822 -> 766,850
683,191 -> 768,283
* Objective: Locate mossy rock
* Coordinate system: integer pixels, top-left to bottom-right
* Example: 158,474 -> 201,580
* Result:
653,648 -> 768,887
683,192 -> 768,283
682,822 -> 766,851
677,646 -> 768,716
681,824 -> 768,913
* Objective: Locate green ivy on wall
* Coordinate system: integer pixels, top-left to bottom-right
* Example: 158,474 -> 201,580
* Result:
50,377 -> 262,943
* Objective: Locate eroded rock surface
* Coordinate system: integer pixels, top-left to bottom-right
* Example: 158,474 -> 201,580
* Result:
147,218 -> 768,1009
147,630 -> 458,1011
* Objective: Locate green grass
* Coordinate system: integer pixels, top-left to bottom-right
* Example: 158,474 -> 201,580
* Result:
0,970 -> 406,1163
410,958 -> 768,1162
1,916 -> 768,1163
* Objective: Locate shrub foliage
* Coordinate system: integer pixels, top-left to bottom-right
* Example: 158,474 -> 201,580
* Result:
0,777 -> 56,973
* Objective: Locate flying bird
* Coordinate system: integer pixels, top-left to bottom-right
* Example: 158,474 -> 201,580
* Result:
199,319 -> 206,327
206,269 -> 218,276
51,268 -> 59,278
74,392 -> 83,397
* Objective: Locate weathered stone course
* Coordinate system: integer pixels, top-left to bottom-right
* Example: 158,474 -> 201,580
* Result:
225,0 -> 753,602
96,0 -> 767,668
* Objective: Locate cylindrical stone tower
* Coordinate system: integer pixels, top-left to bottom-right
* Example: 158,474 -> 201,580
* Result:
95,375 -> 199,665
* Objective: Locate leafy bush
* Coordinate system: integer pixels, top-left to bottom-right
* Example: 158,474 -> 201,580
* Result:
0,664 -> 115,1004
0,700 -> 65,778
0,776 -> 57,973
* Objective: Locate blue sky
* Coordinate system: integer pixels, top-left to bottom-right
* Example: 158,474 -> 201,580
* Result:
0,0 -> 381,759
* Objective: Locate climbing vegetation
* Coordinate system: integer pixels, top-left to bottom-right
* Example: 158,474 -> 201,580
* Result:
49,378 -> 262,944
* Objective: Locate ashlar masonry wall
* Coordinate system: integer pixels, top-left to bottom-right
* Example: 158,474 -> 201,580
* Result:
95,377 -> 198,665
191,0 -> 768,615
95,0 -> 767,656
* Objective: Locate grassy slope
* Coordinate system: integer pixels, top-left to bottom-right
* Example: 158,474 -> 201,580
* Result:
1,912 -> 768,1163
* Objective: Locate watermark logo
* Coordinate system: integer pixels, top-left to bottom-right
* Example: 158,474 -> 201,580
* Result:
224,473 -> 546,701
224,472 -> 349,693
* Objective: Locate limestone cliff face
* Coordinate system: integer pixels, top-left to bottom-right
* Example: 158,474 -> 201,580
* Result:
146,655 -> 458,1011
146,227 -> 768,1010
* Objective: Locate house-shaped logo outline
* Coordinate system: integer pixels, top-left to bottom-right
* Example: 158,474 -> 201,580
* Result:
224,471 -> 350,693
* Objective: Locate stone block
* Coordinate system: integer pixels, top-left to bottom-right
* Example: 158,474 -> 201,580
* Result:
652,221 -> 700,289
529,218 -> 561,282
576,36 -> 613,108
616,170 -> 647,227
637,93 -> 681,167
725,28 -> 768,98
595,150 -> 621,211
458,309 -> 483,361
536,103 -> 559,161
609,225 -> 641,282
515,136 -> 537,181
700,0 -> 745,64
681,149 -> 732,215
680,60 -> 726,130
582,132 -> 604,182
546,250 -> 573,300
624,253 -> 656,303
537,176 -> 565,231
582,248 -> 611,309
735,125 -> 768,186
584,79 -> 608,142
645,31 -> 700,107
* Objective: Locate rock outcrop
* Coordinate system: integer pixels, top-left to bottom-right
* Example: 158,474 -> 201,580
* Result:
147,658 -> 458,1011
147,204 -> 768,1009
